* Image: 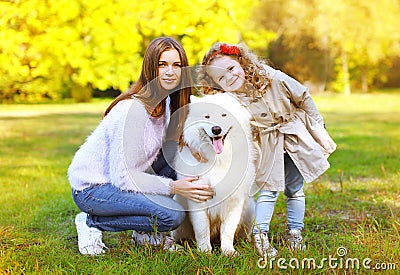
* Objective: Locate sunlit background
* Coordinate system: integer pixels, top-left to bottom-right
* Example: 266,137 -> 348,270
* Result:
1,0 -> 399,102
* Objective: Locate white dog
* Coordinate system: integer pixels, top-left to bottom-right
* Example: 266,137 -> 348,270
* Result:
172,92 -> 257,256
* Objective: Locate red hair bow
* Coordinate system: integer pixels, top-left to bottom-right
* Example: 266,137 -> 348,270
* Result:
205,43 -> 240,64
220,43 -> 240,55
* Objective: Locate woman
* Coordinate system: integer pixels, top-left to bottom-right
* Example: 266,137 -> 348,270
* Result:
198,42 -> 336,257
68,37 -> 214,255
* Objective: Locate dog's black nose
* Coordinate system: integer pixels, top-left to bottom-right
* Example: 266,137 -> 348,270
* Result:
211,126 -> 222,135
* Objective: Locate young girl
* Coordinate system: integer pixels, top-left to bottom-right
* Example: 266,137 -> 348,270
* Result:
197,42 -> 336,257
68,37 -> 214,255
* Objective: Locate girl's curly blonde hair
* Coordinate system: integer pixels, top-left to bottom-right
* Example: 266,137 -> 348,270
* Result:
196,42 -> 271,99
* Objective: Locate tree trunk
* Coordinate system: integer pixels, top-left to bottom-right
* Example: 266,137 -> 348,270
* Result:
361,66 -> 368,92
342,51 -> 351,95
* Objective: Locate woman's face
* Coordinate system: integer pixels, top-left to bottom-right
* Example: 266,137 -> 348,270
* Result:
206,56 -> 245,92
158,48 -> 182,91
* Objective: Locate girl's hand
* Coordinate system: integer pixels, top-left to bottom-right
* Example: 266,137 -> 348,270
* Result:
170,177 -> 215,202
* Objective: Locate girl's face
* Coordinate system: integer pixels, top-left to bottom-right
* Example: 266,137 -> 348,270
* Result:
206,56 -> 245,92
158,48 -> 182,91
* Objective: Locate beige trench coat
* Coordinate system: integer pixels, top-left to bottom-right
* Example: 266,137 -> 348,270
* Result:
237,65 -> 336,194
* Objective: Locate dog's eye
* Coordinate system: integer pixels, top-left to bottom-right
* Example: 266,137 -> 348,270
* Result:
204,115 -> 210,119
221,113 -> 227,117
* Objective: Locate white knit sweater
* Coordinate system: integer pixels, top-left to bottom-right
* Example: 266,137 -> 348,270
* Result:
67,98 -> 173,195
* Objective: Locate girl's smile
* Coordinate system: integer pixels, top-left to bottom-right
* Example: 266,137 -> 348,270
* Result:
206,56 -> 245,92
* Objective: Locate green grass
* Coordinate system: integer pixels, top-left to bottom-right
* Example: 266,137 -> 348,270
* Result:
1,93 -> 399,274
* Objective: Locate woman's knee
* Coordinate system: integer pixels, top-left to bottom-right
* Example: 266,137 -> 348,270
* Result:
169,209 -> 186,230
159,209 -> 185,231
158,200 -> 186,231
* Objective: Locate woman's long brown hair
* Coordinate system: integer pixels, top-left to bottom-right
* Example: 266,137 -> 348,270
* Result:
103,37 -> 192,141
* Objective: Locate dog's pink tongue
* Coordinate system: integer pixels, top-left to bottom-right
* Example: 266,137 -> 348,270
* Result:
212,138 -> 224,154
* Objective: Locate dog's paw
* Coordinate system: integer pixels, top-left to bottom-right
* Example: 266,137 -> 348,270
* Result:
222,249 -> 239,257
197,244 -> 212,255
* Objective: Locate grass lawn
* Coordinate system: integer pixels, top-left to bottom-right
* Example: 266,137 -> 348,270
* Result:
0,93 -> 399,274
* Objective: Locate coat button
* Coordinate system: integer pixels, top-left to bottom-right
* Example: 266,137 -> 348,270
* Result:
260,113 -> 267,117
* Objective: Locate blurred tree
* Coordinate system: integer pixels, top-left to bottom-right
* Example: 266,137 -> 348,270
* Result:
0,0 -> 144,102
0,0 -> 274,102
257,0 -> 400,93
313,0 -> 400,93
256,0 -> 335,93
3,0 -> 398,101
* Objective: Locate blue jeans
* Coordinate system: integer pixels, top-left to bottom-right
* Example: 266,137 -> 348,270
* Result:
72,149 -> 185,232
253,154 -> 305,233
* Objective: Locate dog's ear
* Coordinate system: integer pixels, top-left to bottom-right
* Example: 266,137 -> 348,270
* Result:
190,95 -> 200,103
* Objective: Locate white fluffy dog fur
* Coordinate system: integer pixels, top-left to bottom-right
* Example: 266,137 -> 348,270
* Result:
172,92 -> 256,256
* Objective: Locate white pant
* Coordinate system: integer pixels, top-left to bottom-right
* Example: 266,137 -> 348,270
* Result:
253,154 -> 305,233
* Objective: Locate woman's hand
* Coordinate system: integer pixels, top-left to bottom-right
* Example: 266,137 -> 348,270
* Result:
170,177 -> 215,203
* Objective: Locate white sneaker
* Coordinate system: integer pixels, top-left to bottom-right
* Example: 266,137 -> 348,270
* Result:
131,230 -> 163,246
131,230 -> 183,252
75,212 -> 108,255
285,228 -> 306,251
162,235 -> 183,252
253,232 -> 278,258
